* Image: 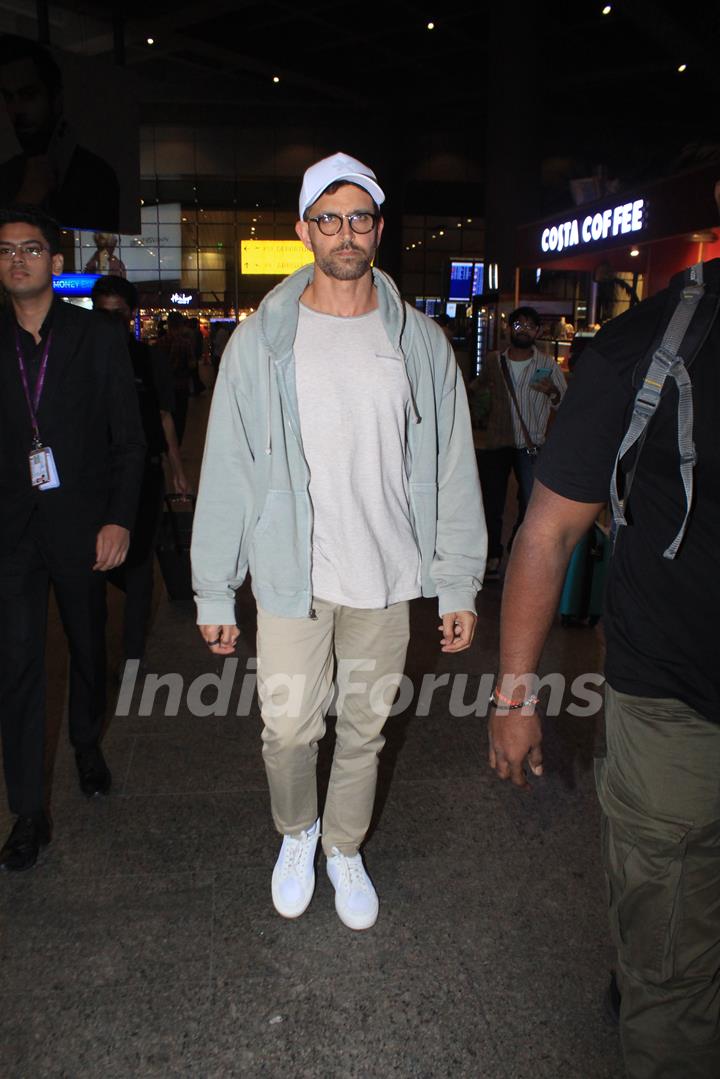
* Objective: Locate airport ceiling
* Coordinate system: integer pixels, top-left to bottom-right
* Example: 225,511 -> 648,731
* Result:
2,1 -> 719,173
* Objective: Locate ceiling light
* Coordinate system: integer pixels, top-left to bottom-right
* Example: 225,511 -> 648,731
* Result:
146,37 -> 155,45
630,248 -> 640,257
601,4 -> 611,14
273,76 -> 280,83
439,230 -> 444,236
677,63 -> 687,73
427,22 -> 435,30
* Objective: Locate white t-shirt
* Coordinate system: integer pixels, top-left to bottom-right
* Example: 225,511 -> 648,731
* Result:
294,303 -> 421,609
508,358 -> 533,383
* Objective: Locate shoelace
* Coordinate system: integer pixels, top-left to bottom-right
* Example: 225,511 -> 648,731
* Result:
335,852 -> 370,893
279,830 -> 314,880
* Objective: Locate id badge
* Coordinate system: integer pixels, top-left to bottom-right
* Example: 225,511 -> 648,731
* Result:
28,445 -> 61,490
39,446 -> 60,490
29,445 -> 50,487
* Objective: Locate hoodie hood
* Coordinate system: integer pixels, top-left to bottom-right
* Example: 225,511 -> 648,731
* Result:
256,262 -> 408,357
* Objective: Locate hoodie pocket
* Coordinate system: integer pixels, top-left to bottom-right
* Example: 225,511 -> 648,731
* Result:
250,490 -> 308,593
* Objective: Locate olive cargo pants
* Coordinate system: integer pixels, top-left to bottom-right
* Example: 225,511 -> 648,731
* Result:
596,687 -> 720,1078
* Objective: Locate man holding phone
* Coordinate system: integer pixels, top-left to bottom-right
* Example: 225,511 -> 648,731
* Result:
470,306 -> 566,580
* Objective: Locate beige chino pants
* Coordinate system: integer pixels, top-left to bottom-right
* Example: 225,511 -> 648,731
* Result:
256,598 -> 410,856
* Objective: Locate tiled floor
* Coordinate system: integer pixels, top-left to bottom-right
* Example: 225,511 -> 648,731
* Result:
0,381 -> 623,1078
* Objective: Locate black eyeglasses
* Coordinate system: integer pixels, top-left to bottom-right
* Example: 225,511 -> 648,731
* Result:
306,212 -> 379,236
511,319 -> 539,332
0,242 -> 49,260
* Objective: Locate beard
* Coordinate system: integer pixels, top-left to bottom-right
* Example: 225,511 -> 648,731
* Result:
314,240 -> 373,281
510,331 -> 534,349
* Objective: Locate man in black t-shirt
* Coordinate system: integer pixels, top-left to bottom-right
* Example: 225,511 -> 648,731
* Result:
487,221 -> 720,1074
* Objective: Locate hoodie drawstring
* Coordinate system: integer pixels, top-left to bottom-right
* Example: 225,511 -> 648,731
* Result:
265,354 -> 272,455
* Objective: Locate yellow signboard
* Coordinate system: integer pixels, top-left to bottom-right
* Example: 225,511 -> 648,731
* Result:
240,240 -> 314,276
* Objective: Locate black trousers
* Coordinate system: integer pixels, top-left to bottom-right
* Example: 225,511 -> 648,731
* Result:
107,462 -> 164,660
172,390 -> 189,447
0,514 -> 107,816
477,446 -> 537,560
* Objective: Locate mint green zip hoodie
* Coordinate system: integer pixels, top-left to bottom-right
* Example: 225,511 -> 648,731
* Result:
191,264 -> 486,625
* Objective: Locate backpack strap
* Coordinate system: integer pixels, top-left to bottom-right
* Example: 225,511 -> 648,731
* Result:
610,263 -> 705,559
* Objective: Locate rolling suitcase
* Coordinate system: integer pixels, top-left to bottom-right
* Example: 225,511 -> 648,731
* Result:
558,523 -> 610,627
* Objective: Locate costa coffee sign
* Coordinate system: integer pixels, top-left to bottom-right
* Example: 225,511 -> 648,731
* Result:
540,198 -> 647,255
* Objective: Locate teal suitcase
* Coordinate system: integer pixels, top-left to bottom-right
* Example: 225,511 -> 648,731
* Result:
558,524 -> 610,626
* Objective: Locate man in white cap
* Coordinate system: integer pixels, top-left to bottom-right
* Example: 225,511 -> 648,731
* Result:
191,152 -> 485,930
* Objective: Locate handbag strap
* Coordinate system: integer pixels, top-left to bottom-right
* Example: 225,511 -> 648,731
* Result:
499,353 -> 538,452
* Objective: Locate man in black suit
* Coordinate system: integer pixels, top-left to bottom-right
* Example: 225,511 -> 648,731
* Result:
0,207 -> 145,871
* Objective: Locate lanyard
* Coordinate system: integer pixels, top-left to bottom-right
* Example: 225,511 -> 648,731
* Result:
15,327 -> 52,448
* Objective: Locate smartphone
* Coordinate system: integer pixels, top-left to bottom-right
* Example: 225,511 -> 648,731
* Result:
531,366 -> 553,384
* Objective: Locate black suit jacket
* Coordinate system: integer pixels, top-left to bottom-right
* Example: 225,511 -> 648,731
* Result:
0,299 -> 146,564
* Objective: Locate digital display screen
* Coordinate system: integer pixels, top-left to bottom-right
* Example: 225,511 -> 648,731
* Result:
449,261 -> 473,302
449,260 -> 485,301
53,273 -> 100,296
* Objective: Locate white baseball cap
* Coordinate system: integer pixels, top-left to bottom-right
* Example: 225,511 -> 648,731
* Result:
299,152 -> 385,219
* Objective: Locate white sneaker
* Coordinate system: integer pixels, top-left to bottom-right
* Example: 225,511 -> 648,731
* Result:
271,818 -> 320,919
326,846 -> 379,930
